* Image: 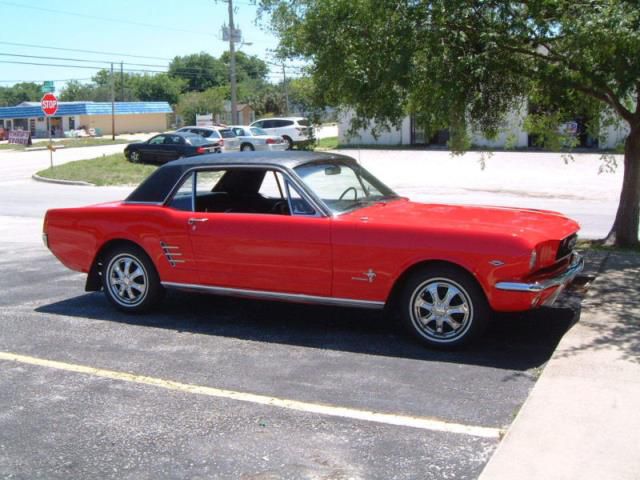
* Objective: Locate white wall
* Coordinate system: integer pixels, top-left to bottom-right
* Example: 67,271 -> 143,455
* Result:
338,110 -> 411,145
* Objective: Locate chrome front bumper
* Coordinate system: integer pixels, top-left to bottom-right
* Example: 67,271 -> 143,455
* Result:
496,253 -> 584,295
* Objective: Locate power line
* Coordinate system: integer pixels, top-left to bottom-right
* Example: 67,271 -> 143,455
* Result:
0,52 -> 169,69
0,41 -> 173,61
0,1 -> 216,37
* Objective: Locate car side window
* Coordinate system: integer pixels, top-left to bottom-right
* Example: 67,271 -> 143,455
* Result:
252,121 -> 264,128
275,120 -> 293,128
261,120 -> 274,129
285,180 -> 316,216
148,135 -> 165,145
167,172 -> 195,211
165,135 -> 183,145
232,127 -> 244,136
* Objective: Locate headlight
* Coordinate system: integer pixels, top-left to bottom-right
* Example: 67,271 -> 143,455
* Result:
529,249 -> 538,271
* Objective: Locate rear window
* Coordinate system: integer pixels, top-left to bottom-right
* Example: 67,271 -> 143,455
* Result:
184,135 -> 209,146
297,120 -> 310,127
219,129 -> 236,138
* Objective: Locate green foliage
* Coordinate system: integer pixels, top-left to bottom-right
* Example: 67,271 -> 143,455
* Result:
169,52 -> 227,92
175,88 -> 225,125
129,74 -> 185,105
220,51 -> 269,83
0,82 -> 42,106
259,0 -> 640,144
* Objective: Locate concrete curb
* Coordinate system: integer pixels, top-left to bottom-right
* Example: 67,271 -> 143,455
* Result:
478,251 -> 640,480
31,174 -> 94,187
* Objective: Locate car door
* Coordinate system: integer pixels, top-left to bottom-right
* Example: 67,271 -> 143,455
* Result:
184,168 -> 333,297
163,134 -> 186,162
144,134 -> 166,162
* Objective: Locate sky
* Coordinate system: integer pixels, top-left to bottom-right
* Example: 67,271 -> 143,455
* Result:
0,0 -> 289,90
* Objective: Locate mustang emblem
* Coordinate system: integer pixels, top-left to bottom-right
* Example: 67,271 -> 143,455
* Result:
352,269 -> 377,283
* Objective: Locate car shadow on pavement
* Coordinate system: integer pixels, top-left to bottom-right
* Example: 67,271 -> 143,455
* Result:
36,289 -> 580,372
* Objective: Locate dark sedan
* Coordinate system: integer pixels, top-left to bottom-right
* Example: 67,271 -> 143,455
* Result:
124,132 -> 218,164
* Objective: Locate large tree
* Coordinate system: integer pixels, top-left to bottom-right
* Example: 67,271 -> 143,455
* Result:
169,52 -> 227,92
0,82 -> 42,106
261,0 -> 640,247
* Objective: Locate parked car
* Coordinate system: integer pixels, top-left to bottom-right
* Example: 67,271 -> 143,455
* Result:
176,126 -> 240,153
43,151 -> 582,348
124,132 -> 218,164
229,125 -> 288,152
250,117 -> 314,150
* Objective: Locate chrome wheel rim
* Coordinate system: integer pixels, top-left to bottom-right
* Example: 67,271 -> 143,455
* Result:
106,254 -> 148,307
410,277 -> 473,343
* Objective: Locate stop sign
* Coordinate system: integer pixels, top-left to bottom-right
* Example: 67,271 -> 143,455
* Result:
41,93 -> 58,116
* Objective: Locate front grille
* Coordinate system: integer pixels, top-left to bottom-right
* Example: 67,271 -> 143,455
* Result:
557,233 -> 577,260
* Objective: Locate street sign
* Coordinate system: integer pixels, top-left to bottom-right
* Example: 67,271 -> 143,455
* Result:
41,93 -> 58,116
42,81 -> 55,93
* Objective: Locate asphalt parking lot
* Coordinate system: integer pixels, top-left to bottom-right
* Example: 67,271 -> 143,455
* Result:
0,147 -> 600,479
0,228 -> 580,479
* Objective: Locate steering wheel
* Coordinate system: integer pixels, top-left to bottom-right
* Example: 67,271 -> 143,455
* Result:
271,200 -> 290,215
338,187 -> 358,201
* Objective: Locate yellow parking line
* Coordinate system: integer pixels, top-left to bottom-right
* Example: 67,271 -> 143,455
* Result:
0,350 -> 503,439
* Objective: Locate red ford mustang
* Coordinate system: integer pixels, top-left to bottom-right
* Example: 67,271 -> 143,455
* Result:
43,152 -> 583,348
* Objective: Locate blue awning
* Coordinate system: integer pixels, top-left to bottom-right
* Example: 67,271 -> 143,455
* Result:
0,102 -> 173,119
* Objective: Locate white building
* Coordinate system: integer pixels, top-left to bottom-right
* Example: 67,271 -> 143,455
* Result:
338,104 -> 629,150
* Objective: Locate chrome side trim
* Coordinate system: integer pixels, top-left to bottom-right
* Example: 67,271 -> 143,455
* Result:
161,281 -> 385,309
496,253 -> 584,293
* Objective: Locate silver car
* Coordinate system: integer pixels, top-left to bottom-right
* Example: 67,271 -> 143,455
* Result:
176,126 -> 240,152
230,126 -> 288,152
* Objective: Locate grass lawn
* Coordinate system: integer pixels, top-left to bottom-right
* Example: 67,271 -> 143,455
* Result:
36,153 -> 157,186
0,138 -> 129,151
315,136 -> 339,150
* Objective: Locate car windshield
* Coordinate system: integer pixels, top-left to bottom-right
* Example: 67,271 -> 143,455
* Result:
294,161 -> 398,214
250,127 -> 268,136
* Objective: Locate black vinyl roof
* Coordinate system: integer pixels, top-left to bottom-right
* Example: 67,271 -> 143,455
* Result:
126,151 -> 357,204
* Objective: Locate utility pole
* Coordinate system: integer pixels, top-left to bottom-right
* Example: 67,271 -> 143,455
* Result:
282,63 -> 289,115
120,62 -> 124,101
227,0 -> 238,124
110,62 -> 115,140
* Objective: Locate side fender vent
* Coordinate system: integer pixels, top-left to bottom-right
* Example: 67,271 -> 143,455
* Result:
160,241 -> 185,267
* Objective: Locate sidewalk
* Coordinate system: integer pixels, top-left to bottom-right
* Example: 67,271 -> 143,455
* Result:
479,251 -> 640,480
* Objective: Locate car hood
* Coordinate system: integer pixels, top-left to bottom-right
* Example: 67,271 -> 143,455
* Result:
342,198 -> 579,243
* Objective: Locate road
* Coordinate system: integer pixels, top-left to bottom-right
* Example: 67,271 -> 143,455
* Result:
0,145 -> 613,478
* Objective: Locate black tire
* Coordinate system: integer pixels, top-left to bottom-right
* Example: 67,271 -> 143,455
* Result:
101,244 -> 164,313
283,136 -> 294,150
241,143 -> 255,152
398,265 -> 490,348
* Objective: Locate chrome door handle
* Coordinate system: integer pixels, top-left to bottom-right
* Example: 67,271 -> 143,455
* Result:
188,218 -> 208,225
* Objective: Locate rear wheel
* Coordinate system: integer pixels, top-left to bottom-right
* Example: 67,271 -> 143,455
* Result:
398,265 -> 489,348
129,150 -> 141,163
241,143 -> 255,152
102,245 -> 163,313
283,136 -> 294,150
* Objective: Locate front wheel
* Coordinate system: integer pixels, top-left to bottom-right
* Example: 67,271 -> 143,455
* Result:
241,143 -> 254,152
398,265 -> 489,348
283,136 -> 294,150
102,245 -> 164,313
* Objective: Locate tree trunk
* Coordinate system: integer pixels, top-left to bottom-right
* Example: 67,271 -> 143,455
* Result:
606,126 -> 640,248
